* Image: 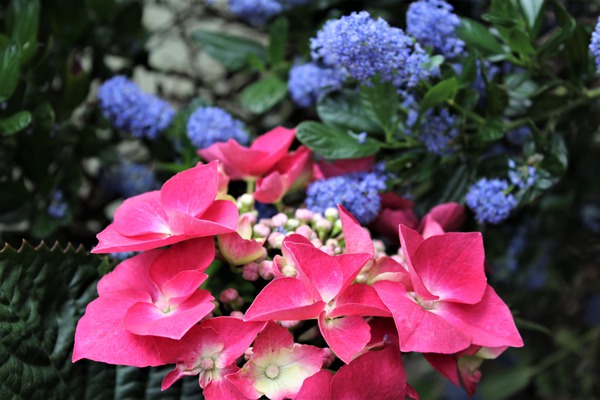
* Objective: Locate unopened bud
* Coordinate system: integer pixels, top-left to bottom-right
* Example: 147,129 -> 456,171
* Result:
271,213 -> 288,228
253,223 -> 271,238
294,225 -> 315,240
324,207 -> 338,221
280,320 -> 301,329
242,262 -> 260,281
295,208 -> 314,222
268,231 -> 285,249
230,311 -> 244,319
258,260 -> 275,280
285,218 -> 300,230
241,211 -> 257,225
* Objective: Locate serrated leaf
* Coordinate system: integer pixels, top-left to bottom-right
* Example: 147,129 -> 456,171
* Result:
6,0 -> 40,65
240,77 -> 287,114
421,77 -> 458,111
0,37 -> 21,102
268,17 -> 288,67
296,121 -> 381,159
192,30 -> 266,71
0,111 -> 32,136
317,90 -> 381,134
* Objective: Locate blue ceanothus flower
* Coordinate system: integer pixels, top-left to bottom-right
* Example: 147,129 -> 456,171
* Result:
102,162 -> 158,199
228,0 -> 309,25
306,171 -> 387,224
310,11 -> 431,89
187,106 -> 249,149
590,18 -> 600,72
47,189 -> 68,219
466,178 -> 517,224
406,0 -> 465,60
97,76 -> 175,140
287,63 -> 346,107
419,108 -> 459,155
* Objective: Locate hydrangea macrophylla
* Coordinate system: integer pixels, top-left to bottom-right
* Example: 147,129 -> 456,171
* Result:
92,161 -> 239,253
160,317 -> 265,399
295,346 -> 409,400
310,11 -> 431,89
218,214 -> 266,266
97,76 -> 175,140
198,126 -> 296,181
227,321 -> 324,400
406,0 -> 465,60
254,146 -> 314,204
73,238 -> 216,366
313,156 -> 375,179
244,233 -> 390,363
186,106 -> 249,149
374,225 -> 523,354
288,63 -> 346,107
418,202 -> 466,238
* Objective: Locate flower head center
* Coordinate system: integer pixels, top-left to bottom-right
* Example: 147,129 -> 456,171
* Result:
199,357 -> 215,371
265,364 -> 279,379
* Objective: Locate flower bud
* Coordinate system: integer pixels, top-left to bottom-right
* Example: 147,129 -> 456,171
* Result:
258,260 -> 275,280
271,213 -> 288,227
230,311 -> 244,319
253,223 -> 271,238
268,231 -> 286,249
295,208 -> 314,222
294,224 -> 315,240
280,320 -> 301,329
242,262 -> 260,281
324,207 -> 339,221
285,218 -> 300,230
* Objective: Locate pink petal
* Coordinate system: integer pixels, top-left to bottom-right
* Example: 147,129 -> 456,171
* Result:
366,318 -> 399,350
399,225 -> 438,302
162,271 -> 208,305
423,353 -> 459,386
149,237 -> 215,288
285,242 -> 343,303
374,281 -> 471,354
418,203 -> 465,238
225,367 -> 261,399
112,191 -> 171,237
436,285 -> 524,348
92,224 -> 182,253
157,324 -> 222,365
296,370 -> 333,400
202,317 -> 266,366
166,202 -> 238,237
203,377 -> 251,400
199,139 -> 269,180
244,278 -> 325,321
413,232 -> 486,304
218,231 -> 265,266
160,162 -> 219,217
250,126 -> 295,156
333,252 -> 372,294
330,346 -> 406,400
278,146 -> 313,192
254,171 -> 286,204
73,294 -> 167,367
330,283 -> 390,318
252,321 -> 295,355
318,313 -> 371,364
97,251 -> 158,297
338,205 -> 374,255
315,156 -> 375,179
124,290 -> 214,339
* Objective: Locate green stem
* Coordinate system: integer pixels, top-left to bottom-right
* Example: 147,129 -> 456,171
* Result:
447,99 -> 486,125
246,179 -> 256,194
274,200 -> 283,213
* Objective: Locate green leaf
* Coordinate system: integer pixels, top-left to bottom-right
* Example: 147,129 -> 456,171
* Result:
296,121 -> 381,159
317,90 -> 381,134
240,77 -> 287,114
518,0 -> 544,32
359,78 -> 399,133
486,83 -> 509,116
0,37 -> 21,102
477,117 -> 504,142
33,103 -> 56,131
458,54 -> 478,87
192,29 -> 266,71
268,17 -> 288,67
457,18 -> 505,56
0,111 -> 32,136
6,0 -> 40,65
479,365 -> 536,400
421,77 -> 458,111
506,28 -> 535,56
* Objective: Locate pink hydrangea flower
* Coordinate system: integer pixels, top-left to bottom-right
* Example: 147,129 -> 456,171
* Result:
227,322 -> 324,400
218,214 -> 265,266
92,161 -> 239,253
73,238 -> 216,366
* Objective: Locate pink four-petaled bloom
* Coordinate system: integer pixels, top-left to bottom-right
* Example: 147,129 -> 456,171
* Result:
73,238 -> 216,367
92,161 -> 239,253
374,225 -> 524,354
198,126 -> 296,180
227,321 -> 324,400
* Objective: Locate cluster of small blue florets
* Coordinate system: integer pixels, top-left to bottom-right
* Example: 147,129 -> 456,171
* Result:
406,0 -> 465,60
187,106 -> 249,149
228,0 -> 309,25
47,189 -> 68,219
589,18 -> 600,72
506,125 -> 532,146
288,63 -> 346,107
103,162 -> 158,198
466,178 -> 517,224
419,108 -> 459,155
508,160 -> 538,189
305,171 -> 387,224
310,11 -> 431,89
97,76 -> 175,140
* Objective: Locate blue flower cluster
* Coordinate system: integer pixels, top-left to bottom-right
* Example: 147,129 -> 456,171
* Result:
97,76 -> 175,140
465,178 -> 517,224
103,162 -> 158,198
310,11 -> 431,89
506,125 -> 532,146
419,108 -> 459,155
406,0 -> 465,60
590,18 -> 600,72
228,0 -> 281,25
47,189 -> 68,219
288,63 -> 346,107
187,106 -> 249,149
305,171 -> 387,224
508,160 -> 538,189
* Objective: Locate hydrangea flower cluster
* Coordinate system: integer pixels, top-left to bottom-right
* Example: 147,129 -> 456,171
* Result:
419,108 -> 459,155
97,76 -> 175,140
406,0 -> 465,60
305,171 -> 387,224
187,106 -> 249,149
47,189 -> 68,219
102,162 -> 158,198
466,178 -> 517,224
590,17 -> 600,72
287,63 -> 346,107
310,11 -> 431,89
